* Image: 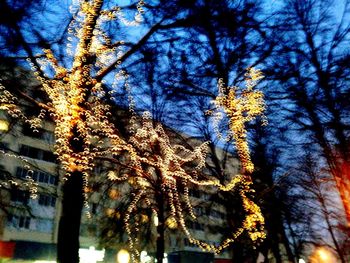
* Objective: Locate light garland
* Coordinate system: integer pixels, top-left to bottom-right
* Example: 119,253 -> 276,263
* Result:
209,68 -> 266,174
205,67 -> 267,249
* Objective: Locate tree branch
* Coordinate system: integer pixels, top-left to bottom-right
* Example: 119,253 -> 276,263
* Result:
95,21 -> 163,81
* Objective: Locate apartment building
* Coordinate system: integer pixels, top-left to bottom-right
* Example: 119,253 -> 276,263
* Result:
0,109 -> 60,261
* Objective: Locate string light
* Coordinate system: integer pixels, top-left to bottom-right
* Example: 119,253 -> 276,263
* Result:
205,67 -> 267,249
209,68 -> 266,174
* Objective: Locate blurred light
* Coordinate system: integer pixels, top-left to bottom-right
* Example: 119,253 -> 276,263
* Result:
34,261 -> 56,263
140,251 -> 152,263
310,247 -> 336,263
79,246 -> 105,263
0,104 -> 10,110
165,216 -> 177,229
153,214 -> 158,227
0,119 -> 9,132
109,189 -> 119,199
317,248 -> 330,261
298,259 -> 306,263
117,249 -> 130,263
140,214 -> 149,223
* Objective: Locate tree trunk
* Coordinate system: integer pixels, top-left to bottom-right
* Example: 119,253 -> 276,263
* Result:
57,171 -> 84,263
155,186 -> 165,263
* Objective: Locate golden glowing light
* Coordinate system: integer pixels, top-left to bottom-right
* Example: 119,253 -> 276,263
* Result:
318,249 -> 329,261
209,68 -> 266,174
206,68 -> 266,246
166,216 -> 177,229
109,189 -> 119,200
153,213 -> 159,227
0,119 -> 9,132
118,112 -> 265,260
309,247 -> 337,263
106,208 -> 115,217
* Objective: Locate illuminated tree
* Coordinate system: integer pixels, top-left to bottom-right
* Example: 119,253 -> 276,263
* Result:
0,1 -> 267,262
97,68 -> 266,263
102,108 -> 265,263
208,67 -> 266,239
0,0 -> 151,261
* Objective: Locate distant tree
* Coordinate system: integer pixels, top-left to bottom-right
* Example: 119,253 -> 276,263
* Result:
298,153 -> 349,262
273,151 -> 350,262
266,0 -> 350,226
249,123 -> 296,263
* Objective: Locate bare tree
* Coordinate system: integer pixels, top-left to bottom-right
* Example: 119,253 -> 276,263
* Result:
266,0 -> 350,226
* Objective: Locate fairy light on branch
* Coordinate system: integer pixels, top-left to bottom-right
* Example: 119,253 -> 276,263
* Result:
205,67 -> 267,248
107,112 -> 265,261
209,68 -> 266,174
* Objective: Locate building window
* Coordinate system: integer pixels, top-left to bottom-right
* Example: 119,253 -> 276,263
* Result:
22,124 -> 42,139
49,174 -> 58,185
8,215 -> 31,229
42,131 -> 55,144
36,218 -> 54,233
22,124 -> 55,144
188,221 -> 204,231
19,216 -> 30,228
209,210 -> 225,219
11,189 -> 29,205
20,145 -> 39,159
0,142 -> 8,150
16,167 -> 28,179
16,167 -> 58,185
39,172 -> 49,183
41,151 -> 56,163
91,203 -> 98,214
193,207 -> 204,216
19,145 -> 56,163
38,194 -> 56,207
